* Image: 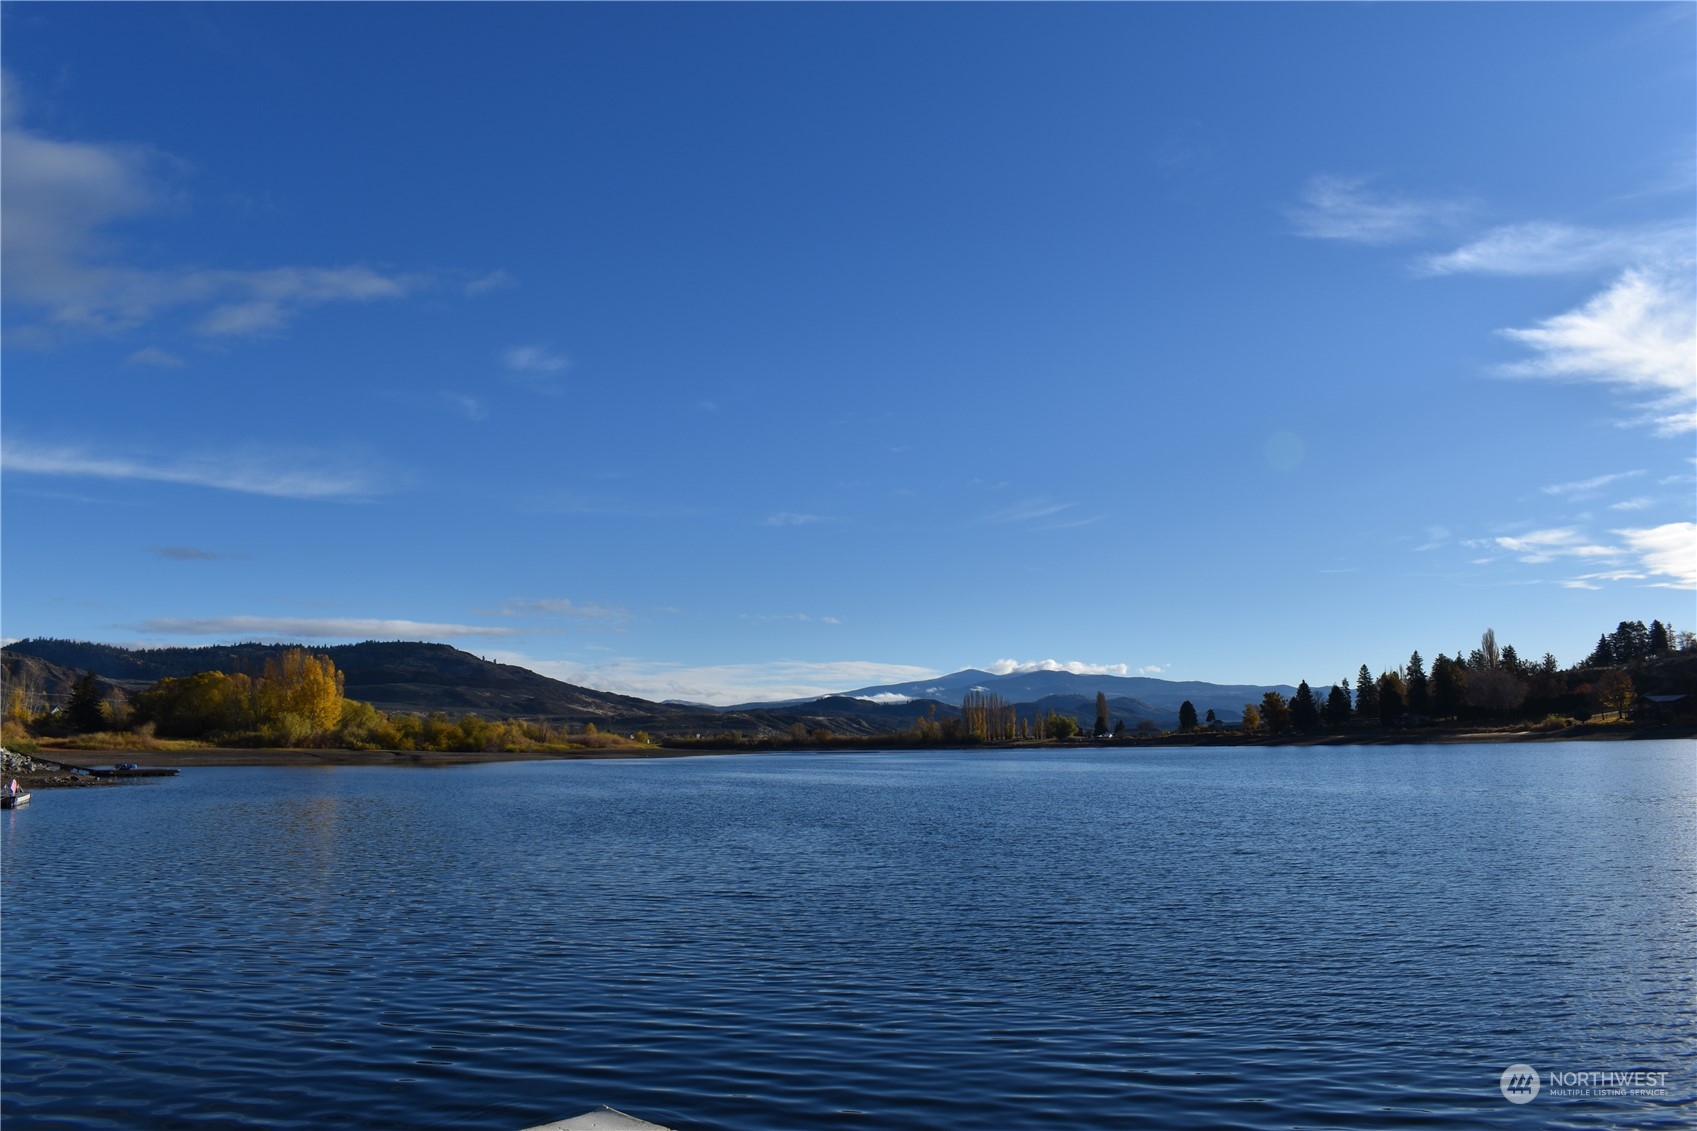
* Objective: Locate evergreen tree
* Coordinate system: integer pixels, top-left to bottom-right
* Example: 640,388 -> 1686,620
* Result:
1431,654 -> 1466,718
1377,671 -> 1406,726
65,670 -> 107,732
1289,681 -> 1320,732
1405,652 -> 1430,715
1204,708 -> 1217,726
1587,634 -> 1614,667
1178,700 -> 1198,732
1325,682 -> 1352,725
1611,620 -> 1649,663
1354,664 -> 1379,720
1260,691 -> 1293,735
1648,620 -> 1671,656
1094,691 -> 1109,737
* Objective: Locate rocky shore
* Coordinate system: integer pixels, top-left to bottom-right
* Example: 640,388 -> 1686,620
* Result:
1,749 -> 114,791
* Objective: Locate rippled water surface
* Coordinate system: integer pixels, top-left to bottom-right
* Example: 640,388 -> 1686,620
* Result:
3,742 -> 1693,1130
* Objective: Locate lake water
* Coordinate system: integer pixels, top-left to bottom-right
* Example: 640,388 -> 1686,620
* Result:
2,742 -> 1692,1130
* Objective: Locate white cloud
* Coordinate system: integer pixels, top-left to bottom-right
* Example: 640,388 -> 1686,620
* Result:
1,87 -> 424,339
1493,527 -> 1624,565
1561,569 -> 1647,590
1614,522 -> 1697,588
190,266 -> 416,337
1416,221 -> 1691,277
764,512 -> 822,526
139,617 -> 520,639
0,89 -> 422,339
1287,175 -> 1470,244
1,438 -> 384,500
985,658 -> 1132,677
1542,470 -> 1644,497
860,692 -> 913,705
124,345 -> 183,367
492,598 -> 627,622
1498,268 -> 1697,435
502,345 -> 570,374
1609,497 -> 1654,511
519,656 -> 940,706
743,612 -> 844,625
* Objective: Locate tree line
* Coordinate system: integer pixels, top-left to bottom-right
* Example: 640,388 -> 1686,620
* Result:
3,648 -> 647,753
1231,619 -> 1687,737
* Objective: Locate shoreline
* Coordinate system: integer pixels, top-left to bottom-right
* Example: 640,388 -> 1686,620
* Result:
6,722 -> 1690,788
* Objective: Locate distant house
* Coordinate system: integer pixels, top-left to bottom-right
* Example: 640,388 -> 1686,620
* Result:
1637,693 -> 1692,723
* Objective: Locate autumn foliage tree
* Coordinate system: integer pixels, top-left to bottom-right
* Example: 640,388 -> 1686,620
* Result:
961,690 -> 1017,741
1595,670 -> 1635,720
254,649 -> 345,743
1260,691 -> 1292,735
134,671 -> 254,738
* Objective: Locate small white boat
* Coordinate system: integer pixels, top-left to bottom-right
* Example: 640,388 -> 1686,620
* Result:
521,1108 -> 673,1131
2,791 -> 31,809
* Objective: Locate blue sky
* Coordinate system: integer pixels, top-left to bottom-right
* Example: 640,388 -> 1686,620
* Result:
3,3 -> 1693,705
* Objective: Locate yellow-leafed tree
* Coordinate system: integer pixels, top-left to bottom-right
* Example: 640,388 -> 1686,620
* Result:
255,648 -> 345,734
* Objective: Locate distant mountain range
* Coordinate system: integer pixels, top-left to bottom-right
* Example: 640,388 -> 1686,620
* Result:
0,639 -> 957,738
1,638 -> 1293,736
730,667 -> 1297,728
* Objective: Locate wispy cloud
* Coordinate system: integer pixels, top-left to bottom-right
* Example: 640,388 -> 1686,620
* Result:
1541,470 -> 1645,497
764,511 -> 823,526
491,598 -> 628,623
1,438 -> 386,500
1287,174 -> 1470,244
744,612 -> 844,625
125,345 -> 183,367
1615,522 -> 1697,588
440,392 -> 488,421
1416,221 -> 1691,277
1609,497 -> 1654,511
189,266 -> 418,337
1,93 -> 422,340
1560,569 -> 1647,591
500,344 -> 569,394
519,656 -> 940,706
503,345 -> 569,373
1414,525 -> 1451,551
986,658 -> 1132,677
980,498 -> 1078,525
1493,527 -> 1624,565
1497,267 -> 1697,435
148,545 -> 234,561
138,616 -> 521,639
464,269 -> 515,297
